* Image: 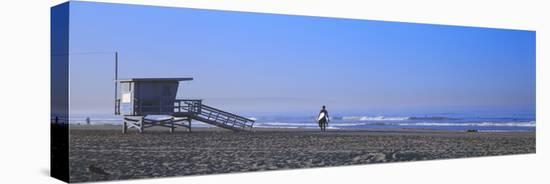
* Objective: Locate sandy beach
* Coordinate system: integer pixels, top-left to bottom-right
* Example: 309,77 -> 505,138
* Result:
69,125 -> 535,182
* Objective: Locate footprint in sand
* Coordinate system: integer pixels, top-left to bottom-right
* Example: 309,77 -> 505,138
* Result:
88,164 -> 110,176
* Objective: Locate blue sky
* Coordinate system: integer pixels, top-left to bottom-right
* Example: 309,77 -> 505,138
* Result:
66,1 -> 535,116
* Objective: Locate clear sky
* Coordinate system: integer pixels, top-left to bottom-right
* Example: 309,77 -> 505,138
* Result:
67,1 -> 535,116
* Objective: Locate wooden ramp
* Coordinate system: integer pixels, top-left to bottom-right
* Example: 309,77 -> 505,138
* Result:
174,101 -> 255,131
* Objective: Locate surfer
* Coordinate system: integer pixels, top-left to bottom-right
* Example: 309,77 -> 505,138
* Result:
317,105 -> 330,132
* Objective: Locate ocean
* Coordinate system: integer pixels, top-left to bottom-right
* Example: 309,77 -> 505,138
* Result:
251,114 -> 535,132
64,112 -> 535,132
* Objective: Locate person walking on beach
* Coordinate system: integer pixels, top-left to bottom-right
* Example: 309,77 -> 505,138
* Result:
317,105 -> 330,132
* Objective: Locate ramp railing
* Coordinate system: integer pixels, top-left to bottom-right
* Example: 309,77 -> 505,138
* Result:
180,101 -> 255,131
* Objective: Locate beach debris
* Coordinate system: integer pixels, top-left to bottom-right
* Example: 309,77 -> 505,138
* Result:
466,129 -> 479,133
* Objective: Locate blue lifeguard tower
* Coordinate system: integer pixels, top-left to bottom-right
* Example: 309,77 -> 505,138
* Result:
115,77 -> 254,133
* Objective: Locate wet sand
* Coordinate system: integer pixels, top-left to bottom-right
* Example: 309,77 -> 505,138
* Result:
68,125 -> 535,182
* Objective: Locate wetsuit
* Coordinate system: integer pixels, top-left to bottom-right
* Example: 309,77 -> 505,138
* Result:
318,109 -> 329,131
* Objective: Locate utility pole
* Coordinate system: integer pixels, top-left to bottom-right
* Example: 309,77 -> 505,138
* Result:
114,51 -> 118,114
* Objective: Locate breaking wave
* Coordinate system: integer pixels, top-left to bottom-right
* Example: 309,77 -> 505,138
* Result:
340,116 -> 409,121
397,121 -> 535,127
255,121 -> 535,128
337,116 -> 459,121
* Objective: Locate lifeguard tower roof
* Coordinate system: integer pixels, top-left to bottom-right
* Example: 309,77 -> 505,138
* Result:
117,77 -> 193,82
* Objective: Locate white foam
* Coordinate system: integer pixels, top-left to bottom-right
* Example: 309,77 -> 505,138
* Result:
259,122 -> 313,126
397,121 -> 535,127
342,116 -> 409,121
257,121 -> 365,127
254,125 -> 301,129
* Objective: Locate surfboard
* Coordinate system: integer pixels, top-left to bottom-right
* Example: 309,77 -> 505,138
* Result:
317,112 -> 326,122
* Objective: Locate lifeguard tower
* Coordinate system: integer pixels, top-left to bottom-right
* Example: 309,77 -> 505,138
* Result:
115,78 -> 254,133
